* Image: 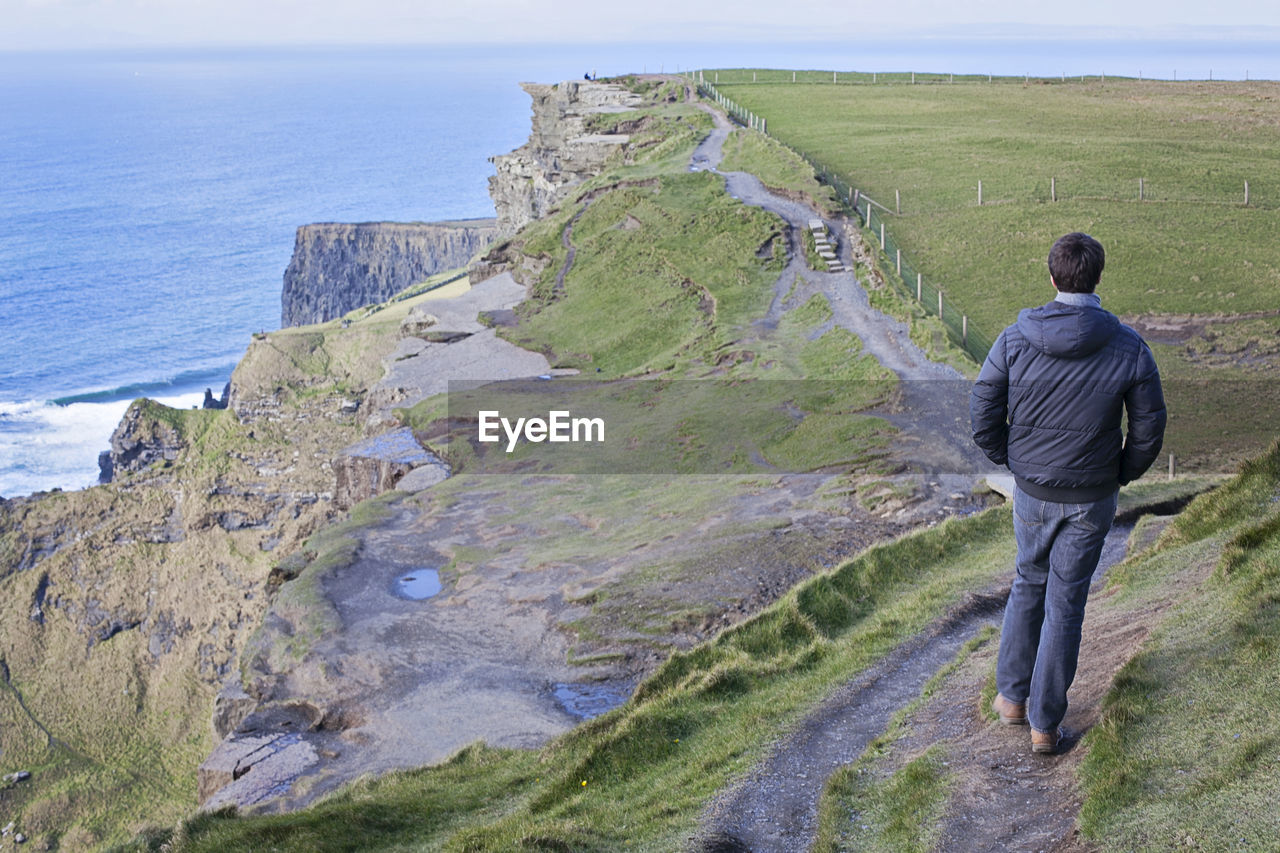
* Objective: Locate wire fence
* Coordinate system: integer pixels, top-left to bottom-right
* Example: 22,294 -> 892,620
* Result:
693,68 -> 1253,86
693,74 -> 994,363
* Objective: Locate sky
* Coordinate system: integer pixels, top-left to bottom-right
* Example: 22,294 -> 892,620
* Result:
5,0 -> 1280,50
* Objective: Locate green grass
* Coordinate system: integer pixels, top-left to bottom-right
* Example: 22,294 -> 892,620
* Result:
719,129 -> 839,216
813,627 -> 994,852
815,747 -> 951,853
122,506 -> 1019,852
711,75 -> 1280,468
1077,441 -> 1280,850
715,78 -> 1280,327
500,172 -> 785,377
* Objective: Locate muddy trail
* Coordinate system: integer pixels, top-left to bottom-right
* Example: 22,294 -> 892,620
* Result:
696,513 -> 1137,853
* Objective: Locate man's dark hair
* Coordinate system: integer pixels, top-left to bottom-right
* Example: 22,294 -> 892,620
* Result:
1048,232 -> 1105,293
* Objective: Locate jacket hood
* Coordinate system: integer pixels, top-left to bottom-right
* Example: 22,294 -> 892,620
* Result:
1016,301 -> 1120,358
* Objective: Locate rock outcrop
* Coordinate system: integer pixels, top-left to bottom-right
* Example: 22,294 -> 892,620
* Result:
332,427 -> 446,510
202,382 -> 231,410
488,81 -> 643,237
281,220 -> 498,326
100,399 -> 185,483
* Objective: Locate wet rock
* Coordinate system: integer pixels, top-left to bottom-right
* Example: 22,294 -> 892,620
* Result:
332,427 -> 443,510
393,462 -> 451,493
199,733 -> 319,810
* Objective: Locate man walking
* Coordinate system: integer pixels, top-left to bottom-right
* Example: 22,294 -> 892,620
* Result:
970,232 -> 1166,754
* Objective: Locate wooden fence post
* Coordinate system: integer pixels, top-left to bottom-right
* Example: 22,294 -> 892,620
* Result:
873,72 -> 877,84
896,189 -> 901,214
1051,176 -> 1056,202
962,315 -> 968,346
912,71 -> 916,84
896,249 -> 901,275
1169,453 -> 1176,480
1245,180 -> 1250,206
938,290 -> 943,317
793,71 -> 796,82
978,180 -> 983,206
880,223 -> 885,248
917,273 -> 922,302
1139,177 -> 1144,201
834,71 -> 838,83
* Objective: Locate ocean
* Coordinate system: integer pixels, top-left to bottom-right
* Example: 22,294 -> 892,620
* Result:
2,38 -> 1277,497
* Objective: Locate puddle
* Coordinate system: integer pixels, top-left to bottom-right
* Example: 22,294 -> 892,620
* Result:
553,682 -> 630,720
393,569 -> 442,600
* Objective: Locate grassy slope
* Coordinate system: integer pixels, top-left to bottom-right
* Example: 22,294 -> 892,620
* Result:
1077,441 -> 1280,849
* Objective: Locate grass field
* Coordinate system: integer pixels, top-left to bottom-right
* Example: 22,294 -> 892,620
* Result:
712,77 -> 1280,328
708,74 -> 1280,471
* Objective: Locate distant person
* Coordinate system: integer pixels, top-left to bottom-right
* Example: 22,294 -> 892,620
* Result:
970,232 -> 1166,754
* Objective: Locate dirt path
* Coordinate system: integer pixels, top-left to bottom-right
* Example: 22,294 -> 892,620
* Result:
696,515 -> 1138,853
554,204 -> 589,296
691,104 -> 986,480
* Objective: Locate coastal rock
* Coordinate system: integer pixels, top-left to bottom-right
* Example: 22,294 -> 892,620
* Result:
203,382 -> 231,410
488,81 -> 642,238
332,427 -> 444,510
102,399 -> 185,481
281,220 -> 498,326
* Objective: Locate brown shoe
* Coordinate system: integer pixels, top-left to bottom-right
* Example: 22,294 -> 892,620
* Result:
992,693 -> 1027,726
1031,727 -> 1063,754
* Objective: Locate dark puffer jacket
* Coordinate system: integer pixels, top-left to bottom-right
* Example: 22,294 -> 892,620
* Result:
970,300 -> 1166,502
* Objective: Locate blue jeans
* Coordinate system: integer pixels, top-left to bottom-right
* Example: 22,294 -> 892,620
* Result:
997,487 -> 1118,733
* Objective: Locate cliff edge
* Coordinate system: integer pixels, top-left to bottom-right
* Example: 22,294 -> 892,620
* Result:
488,80 -> 643,237
281,219 -> 498,326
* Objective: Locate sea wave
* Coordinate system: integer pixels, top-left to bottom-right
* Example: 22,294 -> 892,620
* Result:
50,364 -> 236,406
0,390 -> 209,499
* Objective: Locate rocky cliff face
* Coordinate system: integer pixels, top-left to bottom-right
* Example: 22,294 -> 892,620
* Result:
281,220 -> 498,326
488,81 -> 643,237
